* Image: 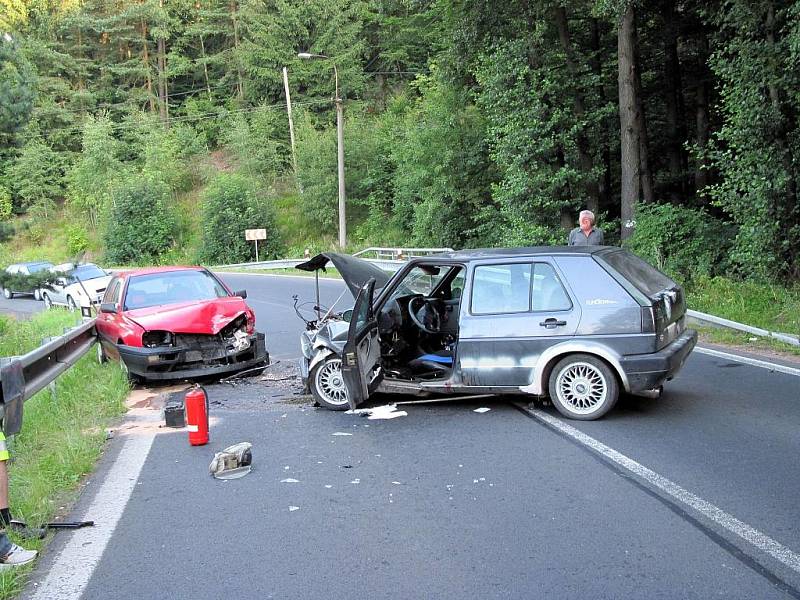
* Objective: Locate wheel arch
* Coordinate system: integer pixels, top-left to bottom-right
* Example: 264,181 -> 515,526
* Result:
519,342 -> 629,396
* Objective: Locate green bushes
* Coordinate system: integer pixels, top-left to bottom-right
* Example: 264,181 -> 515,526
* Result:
199,173 -> 283,264
624,203 -> 730,283
103,178 -> 178,265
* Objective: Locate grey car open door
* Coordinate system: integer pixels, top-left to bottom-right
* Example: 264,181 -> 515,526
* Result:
341,278 -> 383,410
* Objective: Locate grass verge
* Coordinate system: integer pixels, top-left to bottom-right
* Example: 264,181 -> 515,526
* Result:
0,312 -> 129,599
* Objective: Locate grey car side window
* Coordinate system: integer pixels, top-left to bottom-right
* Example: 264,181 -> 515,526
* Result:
532,263 -> 572,312
471,263 -> 532,314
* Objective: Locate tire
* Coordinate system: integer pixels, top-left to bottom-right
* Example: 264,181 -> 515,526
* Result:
3,288 -> 12,299
66,296 -> 77,312
42,293 -> 52,309
119,358 -> 142,385
309,356 -> 350,410
548,354 -> 618,420
96,342 -> 107,364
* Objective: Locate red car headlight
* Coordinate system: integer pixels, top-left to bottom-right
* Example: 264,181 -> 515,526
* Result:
142,330 -> 175,348
246,310 -> 255,334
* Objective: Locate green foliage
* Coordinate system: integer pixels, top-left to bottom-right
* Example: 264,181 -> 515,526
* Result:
0,185 -> 12,220
686,276 -> 800,337
66,115 -> 124,226
221,106 -> 283,179
624,202 -> 730,283
705,1 -> 800,282
294,109 -> 339,234
199,173 -> 283,264
66,223 -> 90,254
103,177 -> 178,264
9,138 -> 62,216
0,34 -> 36,138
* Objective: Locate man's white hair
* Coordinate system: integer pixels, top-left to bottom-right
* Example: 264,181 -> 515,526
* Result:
578,210 -> 595,224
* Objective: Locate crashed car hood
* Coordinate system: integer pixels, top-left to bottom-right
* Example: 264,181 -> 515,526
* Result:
126,297 -> 249,334
296,253 -> 392,298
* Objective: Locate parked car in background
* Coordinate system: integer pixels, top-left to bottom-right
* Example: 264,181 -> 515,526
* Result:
95,266 -> 268,382
2,261 -> 54,300
295,247 -> 697,420
42,262 -> 112,313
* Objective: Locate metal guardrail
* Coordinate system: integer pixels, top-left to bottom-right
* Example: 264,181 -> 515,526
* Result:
353,247 -> 453,260
686,309 -> 799,347
0,319 -> 97,435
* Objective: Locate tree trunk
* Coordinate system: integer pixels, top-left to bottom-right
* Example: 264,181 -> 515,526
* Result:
590,18 -> 611,211
632,10 -> 654,204
156,0 -> 169,127
554,6 -> 600,214
141,18 -> 156,113
618,3 -> 640,241
230,0 -> 244,100
663,2 -> 686,203
199,34 -> 212,97
694,32 -> 710,197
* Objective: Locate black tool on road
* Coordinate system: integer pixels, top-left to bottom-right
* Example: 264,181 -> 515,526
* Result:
10,519 -> 94,538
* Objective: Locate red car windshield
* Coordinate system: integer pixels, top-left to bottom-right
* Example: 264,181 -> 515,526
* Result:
124,270 -> 230,310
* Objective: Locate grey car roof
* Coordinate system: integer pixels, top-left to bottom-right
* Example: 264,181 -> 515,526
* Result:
417,246 -> 615,262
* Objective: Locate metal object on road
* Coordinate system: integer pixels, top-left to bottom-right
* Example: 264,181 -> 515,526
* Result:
185,386 -> 210,446
209,442 -> 252,480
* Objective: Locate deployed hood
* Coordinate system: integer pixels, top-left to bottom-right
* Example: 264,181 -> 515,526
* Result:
296,253 -> 392,298
126,297 -> 249,335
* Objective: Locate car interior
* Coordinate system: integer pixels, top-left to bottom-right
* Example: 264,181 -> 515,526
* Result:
376,264 -> 464,381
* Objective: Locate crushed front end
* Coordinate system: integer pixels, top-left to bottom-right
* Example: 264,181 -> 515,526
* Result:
118,314 -> 268,381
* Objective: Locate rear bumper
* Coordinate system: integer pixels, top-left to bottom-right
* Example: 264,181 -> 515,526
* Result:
619,329 -> 697,392
118,332 -> 268,381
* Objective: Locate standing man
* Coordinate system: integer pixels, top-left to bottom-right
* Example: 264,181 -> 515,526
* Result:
0,432 -> 37,569
568,210 -> 605,246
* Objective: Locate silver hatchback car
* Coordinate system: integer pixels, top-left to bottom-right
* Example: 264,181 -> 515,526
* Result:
297,247 -> 697,420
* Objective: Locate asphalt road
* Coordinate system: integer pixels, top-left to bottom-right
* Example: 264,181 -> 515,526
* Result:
9,272 -> 800,599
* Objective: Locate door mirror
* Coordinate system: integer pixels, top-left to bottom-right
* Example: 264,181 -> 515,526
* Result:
342,309 -> 353,323
233,289 -> 247,299
56,277 -> 67,286
99,302 -> 117,314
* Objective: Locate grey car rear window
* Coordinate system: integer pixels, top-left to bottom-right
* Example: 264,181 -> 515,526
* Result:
599,250 -> 675,297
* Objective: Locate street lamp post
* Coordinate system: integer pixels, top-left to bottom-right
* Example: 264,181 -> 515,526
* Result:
298,52 -> 346,248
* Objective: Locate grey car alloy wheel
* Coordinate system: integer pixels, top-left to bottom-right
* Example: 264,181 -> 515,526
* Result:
310,357 -> 350,410
549,354 -> 618,420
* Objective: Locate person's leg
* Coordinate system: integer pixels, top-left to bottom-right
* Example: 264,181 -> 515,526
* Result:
0,433 -> 37,567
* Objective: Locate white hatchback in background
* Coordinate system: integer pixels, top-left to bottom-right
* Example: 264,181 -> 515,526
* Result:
42,263 -> 112,313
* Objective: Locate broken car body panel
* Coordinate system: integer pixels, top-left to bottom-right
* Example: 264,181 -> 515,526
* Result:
297,246 -> 697,420
126,297 -> 249,335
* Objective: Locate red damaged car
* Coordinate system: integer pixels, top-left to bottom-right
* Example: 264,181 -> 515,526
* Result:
95,266 -> 268,382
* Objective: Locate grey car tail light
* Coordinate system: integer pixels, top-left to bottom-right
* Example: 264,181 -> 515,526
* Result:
641,306 -> 656,333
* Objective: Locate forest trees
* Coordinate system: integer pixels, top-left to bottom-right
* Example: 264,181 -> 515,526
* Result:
0,0 -> 798,283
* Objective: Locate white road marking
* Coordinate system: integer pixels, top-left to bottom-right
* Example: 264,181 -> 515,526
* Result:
28,433 -> 155,600
696,346 -> 800,377
526,408 -> 800,574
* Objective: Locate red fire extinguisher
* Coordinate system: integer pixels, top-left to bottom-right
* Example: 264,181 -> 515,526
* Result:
185,386 -> 209,446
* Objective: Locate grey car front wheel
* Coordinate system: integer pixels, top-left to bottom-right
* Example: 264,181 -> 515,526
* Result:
310,357 -> 350,411
548,354 -> 618,420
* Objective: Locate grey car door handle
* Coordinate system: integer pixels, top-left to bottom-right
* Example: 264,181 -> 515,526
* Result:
539,318 -> 567,329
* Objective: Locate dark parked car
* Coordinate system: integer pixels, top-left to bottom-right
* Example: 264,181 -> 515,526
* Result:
296,247 -> 697,420
95,266 -> 268,382
2,261 -> 54,300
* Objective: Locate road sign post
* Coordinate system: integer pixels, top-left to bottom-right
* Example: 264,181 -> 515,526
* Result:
244,229 -> 267,262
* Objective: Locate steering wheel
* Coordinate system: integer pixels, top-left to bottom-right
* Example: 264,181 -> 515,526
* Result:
408,296 -> 441,334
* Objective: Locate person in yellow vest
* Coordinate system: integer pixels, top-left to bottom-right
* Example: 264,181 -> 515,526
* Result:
0,432 -> 37,569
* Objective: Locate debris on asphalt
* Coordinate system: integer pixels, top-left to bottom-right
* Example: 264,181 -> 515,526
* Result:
346,404 -> 408,420
473,407 -> 491,414
281,478 -> 299,483
289,506 -> 300,512
332,432 -> 353,436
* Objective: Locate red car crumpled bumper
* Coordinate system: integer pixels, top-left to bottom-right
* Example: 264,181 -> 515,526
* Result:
117,332 -> 268,381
